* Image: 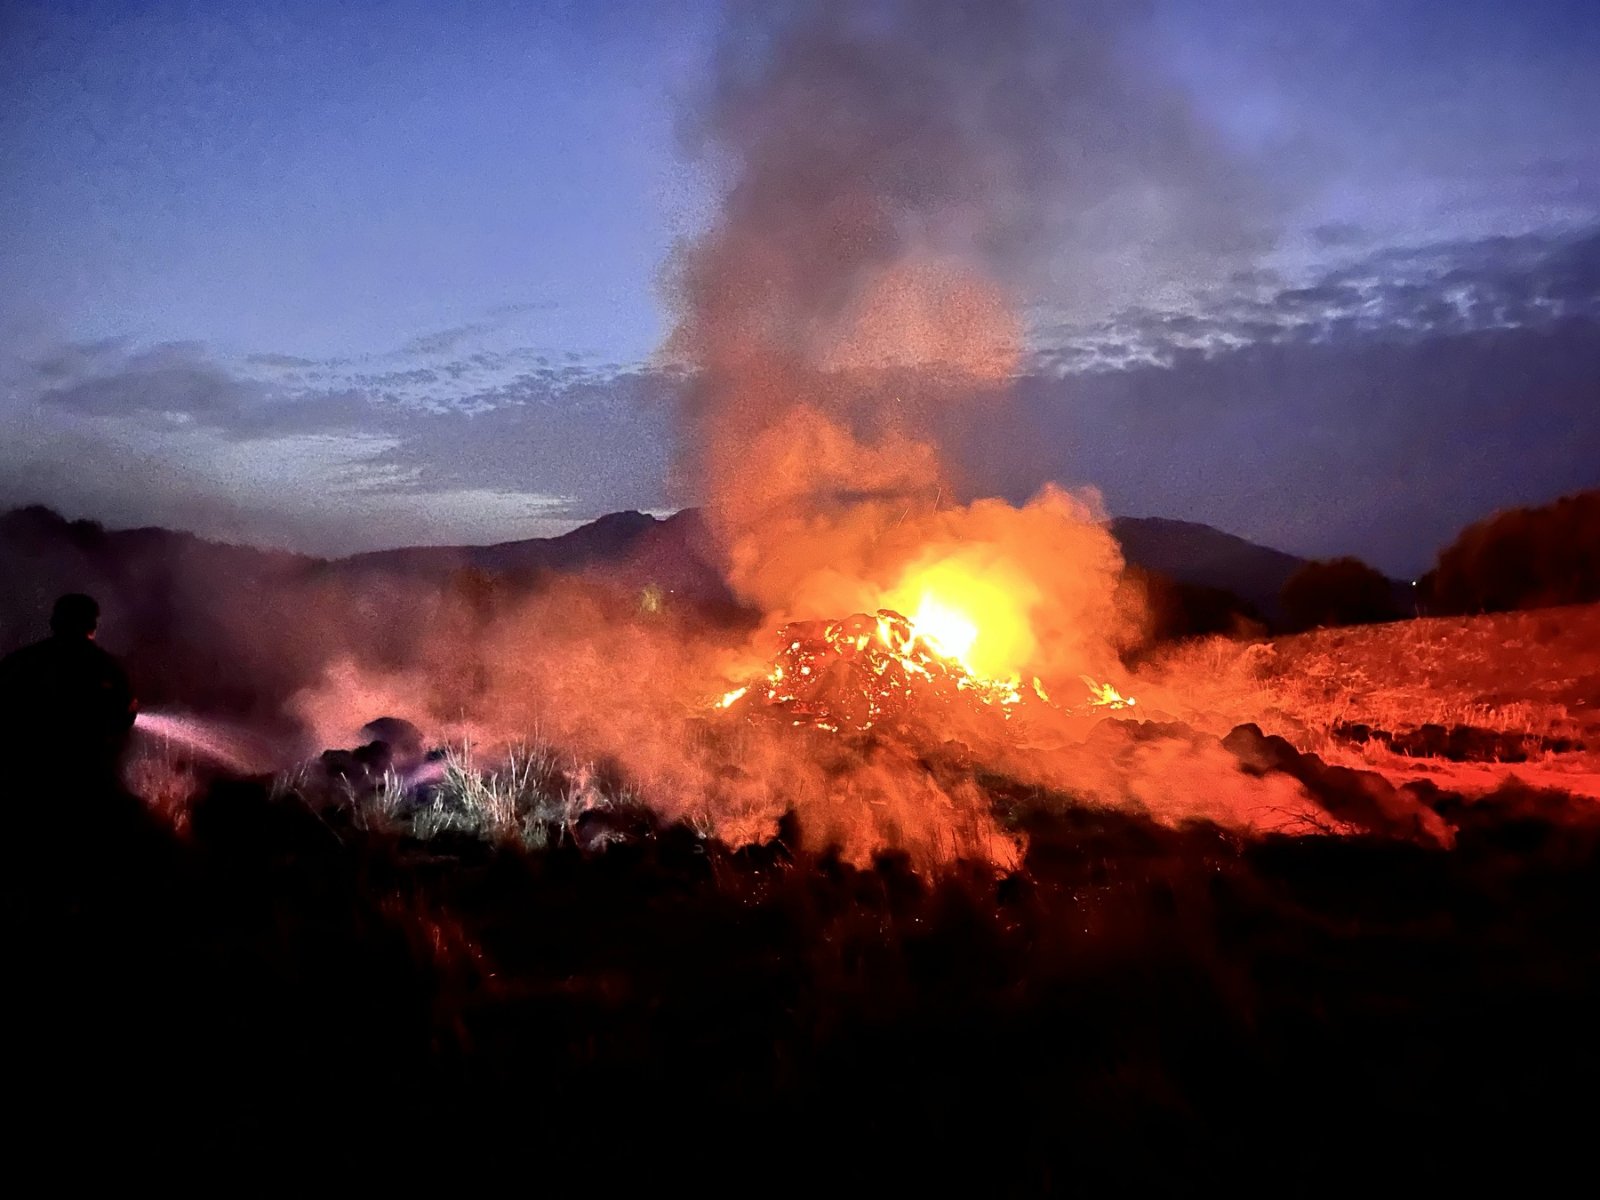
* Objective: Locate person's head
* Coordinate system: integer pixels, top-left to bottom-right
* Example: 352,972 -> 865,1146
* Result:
50,593 -> 100,639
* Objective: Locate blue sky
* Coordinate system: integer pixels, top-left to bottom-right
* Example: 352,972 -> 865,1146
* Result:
1,0 -> 713,360
2,0 -> 1596,573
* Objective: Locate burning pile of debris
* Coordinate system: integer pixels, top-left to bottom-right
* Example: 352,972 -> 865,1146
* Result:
716,606 -> 1132,736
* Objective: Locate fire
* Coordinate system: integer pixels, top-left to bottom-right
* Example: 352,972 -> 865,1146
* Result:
713,607 -> 1016,734
714,591 -> 1134,735
883,555 -> 1036,681
1081,676 -> 1136,710
906,594 -> 979,667
709,517 -> 1134,735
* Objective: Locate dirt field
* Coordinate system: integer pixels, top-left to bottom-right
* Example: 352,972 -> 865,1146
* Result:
1135,602 -> 1600,800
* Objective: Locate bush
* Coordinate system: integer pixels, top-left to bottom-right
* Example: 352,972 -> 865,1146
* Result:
1280,556 -> 1401,631
1124,566 -> 1266,647
1423,489 -> 1600,614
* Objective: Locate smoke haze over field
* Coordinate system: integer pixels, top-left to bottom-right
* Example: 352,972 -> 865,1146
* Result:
215,0 -> 1390,866
267,0 -> 1449,864
0,0 -> 1584,863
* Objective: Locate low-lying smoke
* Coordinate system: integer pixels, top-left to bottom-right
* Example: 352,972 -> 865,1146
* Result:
284,0 -> 1359,865
129,0 -> 1440,866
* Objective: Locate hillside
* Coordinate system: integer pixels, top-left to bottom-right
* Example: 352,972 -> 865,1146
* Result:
0,503 -> 1329,720
1139,602 -> 1600,799
339,508 -> 730,601
1270,603 -> 1600,726
0,505 -> 734,723
1109,516 -> 1312,619
3,504 -> 1319,623
341,509 -> 660,576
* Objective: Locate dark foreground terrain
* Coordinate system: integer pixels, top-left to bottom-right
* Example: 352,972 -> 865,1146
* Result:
9,771 -> 1600,1194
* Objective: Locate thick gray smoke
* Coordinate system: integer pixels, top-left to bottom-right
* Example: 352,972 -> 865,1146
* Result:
667,0 -> 1269,526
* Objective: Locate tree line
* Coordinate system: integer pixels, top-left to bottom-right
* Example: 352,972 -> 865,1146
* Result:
1280,488 -> 1600,632
1143,488 -> 1600,641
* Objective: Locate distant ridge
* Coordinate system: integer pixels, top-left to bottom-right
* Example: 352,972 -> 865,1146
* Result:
1,504 -> 1317,626
1109,516 -> 1312,619
342,509 -> 662,575
339,508 -> 728,599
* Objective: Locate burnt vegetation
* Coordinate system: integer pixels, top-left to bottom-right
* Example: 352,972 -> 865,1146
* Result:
14,763 -> 1600,1191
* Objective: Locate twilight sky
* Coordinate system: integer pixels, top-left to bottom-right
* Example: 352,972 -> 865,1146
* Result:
2,0 -> 1597,575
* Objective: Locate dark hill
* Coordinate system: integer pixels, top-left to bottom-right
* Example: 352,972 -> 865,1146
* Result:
342,509 -> 660,576
0,506 -> 733,722
339,508 -> 730,602
3,505 -> 1318,625
2,504 -> 1321,642
1109,516 -> 1311,620
1,504 -> 1324,718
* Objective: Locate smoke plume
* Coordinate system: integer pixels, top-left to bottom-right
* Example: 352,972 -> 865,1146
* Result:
663,0 -> 1271,677
276,0 -> 1443,865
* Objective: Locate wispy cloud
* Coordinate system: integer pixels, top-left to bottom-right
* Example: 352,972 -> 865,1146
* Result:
5,223 -> 1594,566
399,322 -> 494,357
3,334 -> 672,553
1029,224 -> 1600,374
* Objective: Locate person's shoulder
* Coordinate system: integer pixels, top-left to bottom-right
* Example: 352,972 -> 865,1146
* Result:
0,638 -> 55,688
0,637 -> 51,669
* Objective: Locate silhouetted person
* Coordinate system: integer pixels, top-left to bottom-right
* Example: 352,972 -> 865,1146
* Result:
0,593 -> 137,792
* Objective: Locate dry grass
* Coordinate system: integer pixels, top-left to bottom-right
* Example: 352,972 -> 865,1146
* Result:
1135,602 -> 1600,790
277,739 -> 642,850
1263,602 -> 1600,736
124,740 -> 205,833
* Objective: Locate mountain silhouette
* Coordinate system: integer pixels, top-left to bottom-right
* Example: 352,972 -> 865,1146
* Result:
1108,516 -> 1311,620
1,503 -> 1315,647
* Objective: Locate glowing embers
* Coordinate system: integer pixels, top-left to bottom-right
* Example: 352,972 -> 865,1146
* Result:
715,605 -> 1139,736
717,607 -> 1027,735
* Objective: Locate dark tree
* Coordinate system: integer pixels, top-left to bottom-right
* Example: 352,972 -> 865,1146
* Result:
1424,489 -> 1600,614
1280,557 -> 1401,631
1123,566 -> 1266,649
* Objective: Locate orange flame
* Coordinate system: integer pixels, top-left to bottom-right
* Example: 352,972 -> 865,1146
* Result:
883,554 -> 1036,681
1081,675 -> 1136,710
714,577 -> 1134,733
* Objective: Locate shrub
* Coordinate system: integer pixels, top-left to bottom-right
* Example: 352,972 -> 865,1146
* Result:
1424,489 -> 1600,614
1122,566 -> 1266,648
1280,556 -> 1401,631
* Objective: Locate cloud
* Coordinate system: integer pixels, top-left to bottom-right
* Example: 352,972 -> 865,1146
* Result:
1309,222 -> 1366,249
985,315 -> 1600,575
9,304 -> 1593,573
1,334 -> 673,554
399,323 -> 493,357
39,341 -> 266,422
1030,224 -> 1600,373
32,336 -> 131,380
244,351 -> 320,370
7,216 -> 1594,569
487,300 -> 561,318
